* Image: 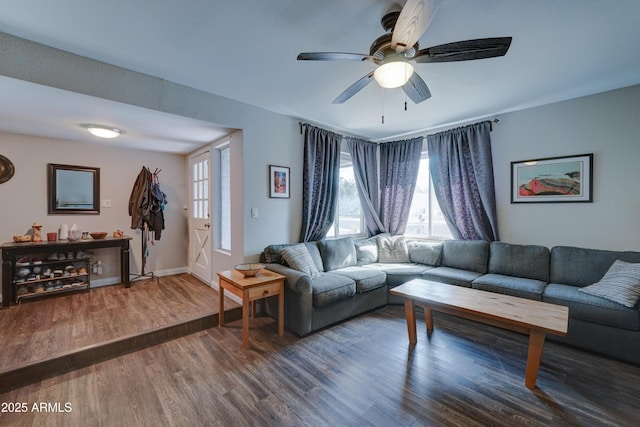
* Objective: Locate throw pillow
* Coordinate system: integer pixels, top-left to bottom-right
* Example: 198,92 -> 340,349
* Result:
377,235 -> 410,263
578,260 -> 640,308
280,244 -> 321,278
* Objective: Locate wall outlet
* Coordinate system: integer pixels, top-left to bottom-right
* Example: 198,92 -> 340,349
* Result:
251,208 -> 258,218
101,199 -> 112,208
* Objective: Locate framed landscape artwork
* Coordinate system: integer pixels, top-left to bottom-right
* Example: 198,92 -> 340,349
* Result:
269,165 -> 290,198
511,153 -> 593,203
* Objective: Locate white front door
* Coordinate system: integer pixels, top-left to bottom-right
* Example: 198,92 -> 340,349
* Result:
189,151 -> 212,283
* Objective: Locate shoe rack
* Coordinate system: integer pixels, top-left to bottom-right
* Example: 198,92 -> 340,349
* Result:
13,251 -> 91,303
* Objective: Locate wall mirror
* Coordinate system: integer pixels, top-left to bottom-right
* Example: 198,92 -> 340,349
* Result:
48,163 -> 100,215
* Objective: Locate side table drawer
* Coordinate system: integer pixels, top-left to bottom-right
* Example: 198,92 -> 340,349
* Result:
248,282 -> 281,300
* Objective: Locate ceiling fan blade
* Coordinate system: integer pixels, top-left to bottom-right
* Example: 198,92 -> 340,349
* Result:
391,0 -> 439,52
414,37 -> 512,63
332,72 -> 375,104
297,52 -> 376,62
402,73 -> 432,104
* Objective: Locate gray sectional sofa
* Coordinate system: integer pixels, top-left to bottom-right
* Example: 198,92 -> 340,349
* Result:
262,235 -> 640,364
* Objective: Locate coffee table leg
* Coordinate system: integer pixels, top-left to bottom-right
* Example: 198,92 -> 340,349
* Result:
403,299 -> 417,345
423,306 -> 433,332
525,330 -> 546,388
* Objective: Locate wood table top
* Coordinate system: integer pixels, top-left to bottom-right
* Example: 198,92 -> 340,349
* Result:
391,279 -> 568,335
217,269 -> 285,289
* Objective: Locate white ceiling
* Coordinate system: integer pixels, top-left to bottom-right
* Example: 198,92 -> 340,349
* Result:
1,0 -> 640,152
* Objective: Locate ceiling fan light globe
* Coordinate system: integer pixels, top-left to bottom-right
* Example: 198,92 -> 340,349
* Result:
374,61 -> 414,88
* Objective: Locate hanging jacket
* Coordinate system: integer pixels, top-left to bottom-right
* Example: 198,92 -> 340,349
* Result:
128,166 -> 152,230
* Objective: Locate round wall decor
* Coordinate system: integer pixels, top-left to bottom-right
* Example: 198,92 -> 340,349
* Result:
0,154 -> 15,184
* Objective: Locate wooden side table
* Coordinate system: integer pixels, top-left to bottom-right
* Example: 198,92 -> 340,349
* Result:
217,269 -> 286,348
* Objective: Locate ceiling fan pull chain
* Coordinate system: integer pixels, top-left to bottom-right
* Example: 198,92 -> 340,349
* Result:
381,88 -> 385,124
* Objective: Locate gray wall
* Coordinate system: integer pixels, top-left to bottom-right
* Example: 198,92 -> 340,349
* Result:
492,84 -> 640,251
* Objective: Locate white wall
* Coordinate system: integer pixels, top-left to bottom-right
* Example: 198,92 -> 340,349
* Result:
0,131 -> 188,292
491,84 -> 640,250
0,32 -> 303,272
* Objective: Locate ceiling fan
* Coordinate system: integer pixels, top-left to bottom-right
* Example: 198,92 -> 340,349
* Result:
297,0 -> 512,104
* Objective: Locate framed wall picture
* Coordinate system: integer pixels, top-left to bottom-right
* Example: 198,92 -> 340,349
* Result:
511,153 -> 593,203
269,165 -> 290,198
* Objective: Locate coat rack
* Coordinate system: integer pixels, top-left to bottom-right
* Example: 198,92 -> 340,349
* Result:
129,166 -> 165,284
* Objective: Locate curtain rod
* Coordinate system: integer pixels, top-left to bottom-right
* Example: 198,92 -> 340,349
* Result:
299,118 -> 500,141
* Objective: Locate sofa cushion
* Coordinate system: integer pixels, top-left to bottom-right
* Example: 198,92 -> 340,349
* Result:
263,243 -> 292,264
422,267 -> 482,288
317,237 -> 358,271
354,237 -> 378,265
472,273 -> 547,301
488,242 -> 549,282
311,273 -> 356,307
407,240 -> 442,266
280,244 -> 321,278
330,266 -> 387,293
377,235 -> 410,263
550,246 -> 640,287
441,240 -> 489,273
365,263 -> 433,287
544,283 -> 640,330
578,260 -> 640,308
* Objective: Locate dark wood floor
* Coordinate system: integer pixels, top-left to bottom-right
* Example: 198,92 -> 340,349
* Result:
1,279 -> 639,427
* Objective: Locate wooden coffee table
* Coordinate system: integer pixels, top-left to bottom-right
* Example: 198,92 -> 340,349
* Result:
390,279 -> 569,388
217,269 -> 286,348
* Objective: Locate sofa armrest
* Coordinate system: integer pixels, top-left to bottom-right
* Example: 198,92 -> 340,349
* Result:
264,263 -> 313,294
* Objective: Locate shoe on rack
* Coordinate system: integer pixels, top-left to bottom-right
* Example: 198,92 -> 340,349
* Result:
43,267 -> 52,278
32,265 -> 42,274
67,252 -> 75,260
16,267 -> 31,278
33,284 -> 45,293
16,257 -> 30,266
47,253 -> 59,261
76,251 -> 89,259
77,267 -> 87,275
57,253 -> 66,261
32,258 -> 43,265
45,283 -> 55,291
17,286 -> 28,296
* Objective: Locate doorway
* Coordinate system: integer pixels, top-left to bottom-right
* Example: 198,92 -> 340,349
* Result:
188,150 -> 212,283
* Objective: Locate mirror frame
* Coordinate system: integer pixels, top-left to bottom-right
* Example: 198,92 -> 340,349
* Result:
47,163 -> 100,215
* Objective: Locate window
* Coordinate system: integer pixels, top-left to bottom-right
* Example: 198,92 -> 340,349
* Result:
216,143 -> 231,251
326,150 -> 365,238
192,159 -> 209,220
406,156 -> 452,240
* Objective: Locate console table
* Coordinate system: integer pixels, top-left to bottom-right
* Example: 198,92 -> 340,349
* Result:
2,236 -> 132,309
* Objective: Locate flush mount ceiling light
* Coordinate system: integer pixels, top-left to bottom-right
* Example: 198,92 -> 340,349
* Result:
373,59 -> 414,89
82,124 -> 122,139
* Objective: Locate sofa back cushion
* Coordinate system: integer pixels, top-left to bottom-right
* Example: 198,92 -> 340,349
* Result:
550,246 -> 640,287
441,240 -> 489,273
407,240 -> 442,266
489,242 -> 549,282
317,237 -> 358,271
377,235 -> 410,263
354,236 -> 379,265
263,243 -> 292,264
